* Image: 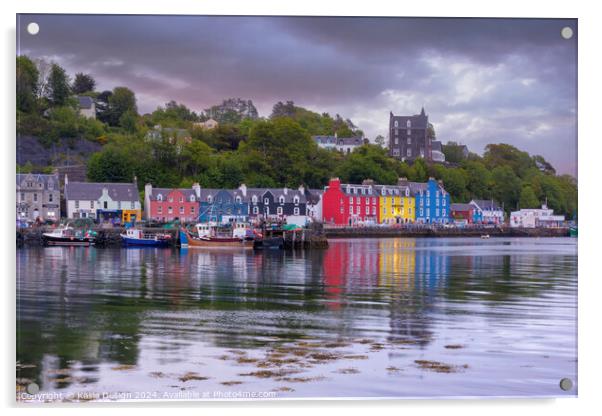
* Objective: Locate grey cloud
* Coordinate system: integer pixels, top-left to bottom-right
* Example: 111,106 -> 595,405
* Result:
17,14 -> 577,175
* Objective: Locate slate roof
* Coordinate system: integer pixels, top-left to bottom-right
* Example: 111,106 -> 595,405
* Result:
148,187 -> 198,201
431,140 -> 443,152
77,96 -> 94,109
199,188 -> 246,202
450,203 -> 473,211
305,189 -> 324,205
313,136 -> 363,146
390,108 -> 429,129
470,199 -> 502,211
373,184 -> 411,196
16,173 -> 59,189
65,182 -> 139,202
245,188 -> 306,203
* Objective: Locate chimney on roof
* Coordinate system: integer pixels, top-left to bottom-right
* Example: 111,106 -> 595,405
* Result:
334,131 -> 338,139
192,182 -> 201,198
64,174 -> 69,185
283,187 -> 288,195
238,183 -> 247,197
133,175 -> 138,187
145,183 -> 153,201
298,184 -> 305,194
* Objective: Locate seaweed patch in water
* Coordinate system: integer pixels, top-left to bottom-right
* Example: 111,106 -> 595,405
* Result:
444,344 -> 465,349
220,381 -> 244,386
179,372 -> 209,382
111,364 -> 136,371
414,360 -> 468,373
334,367 -> 360,374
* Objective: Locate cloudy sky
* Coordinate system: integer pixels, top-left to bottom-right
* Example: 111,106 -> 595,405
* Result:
17,14 -> 577,175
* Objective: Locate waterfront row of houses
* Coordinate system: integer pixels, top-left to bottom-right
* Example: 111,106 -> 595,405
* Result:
16,172 -> 565,228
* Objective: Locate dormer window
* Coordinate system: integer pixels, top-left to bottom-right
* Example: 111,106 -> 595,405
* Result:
252,195 -> 257,204
179,196 -> 184,203
190,195 -> 195,202
407,120 -> 411,128
236,196 -> 241,204
157,194 -> 163,201
394,120 -> 399,127
207,196 -> 212,203
279,196 -> 285,204
264,198 -> 269,205
168,197 -> 174,202
293,196 -> 299,205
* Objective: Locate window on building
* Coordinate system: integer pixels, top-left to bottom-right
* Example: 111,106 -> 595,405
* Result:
33,193 -> 37,202
394,120 -> 399,127
264,198 -> 269,205
420,208 -> 423,216
394,137 -> 399,145
340,207 -> 343,214
75,200 -> 79,209
90,201 -> 94,209
253,206 -> 259,214
392,149 -> 400,156
436,208 -> 439,217
190,195 -> 195,202
252,195 -> 257,204
277,207 -> 283,215
168,206 -> 173,214
294,196 -> 299,204
168,197 -> 173,202
407,137 -> 411,144
179,197 -> 184,203
279,196 -> 285,204
104,201 -> 108,209
372,206 -> 376,215
20,192 -> 25,201
407,129 -> 411,136
407,148 -> 412,157
365,206 -> 369,214
48,194 -> 53,202
179,206 -> 184,214
157,194 -> 163,201
407,120 -> 411,128
158,206 -> 163,214
236,196 -> 241,203
207,196 -> 212,203
294,207 -> 300,215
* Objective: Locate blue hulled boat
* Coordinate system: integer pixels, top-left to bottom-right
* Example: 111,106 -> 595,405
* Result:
121,228 -> 171,247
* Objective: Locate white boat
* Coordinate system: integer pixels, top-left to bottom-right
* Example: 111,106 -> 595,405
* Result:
43,226 -> 96,246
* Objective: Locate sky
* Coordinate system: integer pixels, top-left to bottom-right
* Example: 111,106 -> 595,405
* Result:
17,14 -> 577,175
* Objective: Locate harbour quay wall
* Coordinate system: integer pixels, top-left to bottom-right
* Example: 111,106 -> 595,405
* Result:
16,227 -> 180,248
16,226 -> 329,249
324,226 -> 571,239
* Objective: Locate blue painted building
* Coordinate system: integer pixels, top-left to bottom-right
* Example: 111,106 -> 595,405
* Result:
198,189 -> 248,223
407,177 -> 451,224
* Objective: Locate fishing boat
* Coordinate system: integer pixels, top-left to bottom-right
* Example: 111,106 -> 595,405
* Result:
480,234 -> 490,239
120,228 -> 172,247
42,226 -> 96,246
179,222 -> 254,249
569,225 -> 577,237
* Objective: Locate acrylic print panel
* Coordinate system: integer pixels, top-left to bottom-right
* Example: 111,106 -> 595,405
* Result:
15,14 -> 577,402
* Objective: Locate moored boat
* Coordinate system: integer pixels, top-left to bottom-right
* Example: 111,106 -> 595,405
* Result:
179,228 -> 253,249
42,226 -> 96,246
120,228 -> 172,247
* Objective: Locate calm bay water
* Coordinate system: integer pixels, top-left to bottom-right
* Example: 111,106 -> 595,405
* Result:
16,237 -> 577,401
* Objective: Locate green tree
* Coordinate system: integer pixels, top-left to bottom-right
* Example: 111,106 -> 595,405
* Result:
106,87 -> 137,126
442,141 -> 467,163
87,147 -> 135,182
463,160 -> 492,199
72,73 -> 96,94
374,135 -> 386,148
491,165 -> 521,212
47,63 -> 71,106
519,186 -> 539,209
336,145 -> 398,185
16,55 -> 39,112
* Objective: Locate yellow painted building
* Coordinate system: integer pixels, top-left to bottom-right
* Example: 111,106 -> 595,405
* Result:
122,209 -> 142,223
378,185 -> 415,224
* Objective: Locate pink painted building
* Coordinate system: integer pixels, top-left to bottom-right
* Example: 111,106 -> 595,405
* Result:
144,183 -> 200,222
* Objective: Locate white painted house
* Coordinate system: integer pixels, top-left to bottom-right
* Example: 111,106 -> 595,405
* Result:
510,204 -> 565,228
313,134 -> 364,154
64,175 -> 141,219
77,96 -> 96,119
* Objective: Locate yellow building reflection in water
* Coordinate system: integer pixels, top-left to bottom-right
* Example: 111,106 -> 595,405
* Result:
378,239 -> 416,289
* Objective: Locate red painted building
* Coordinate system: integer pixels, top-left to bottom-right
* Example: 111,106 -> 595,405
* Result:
144,184 -> 200,222
322,178 -> 379,225
450,203 -> 474,224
